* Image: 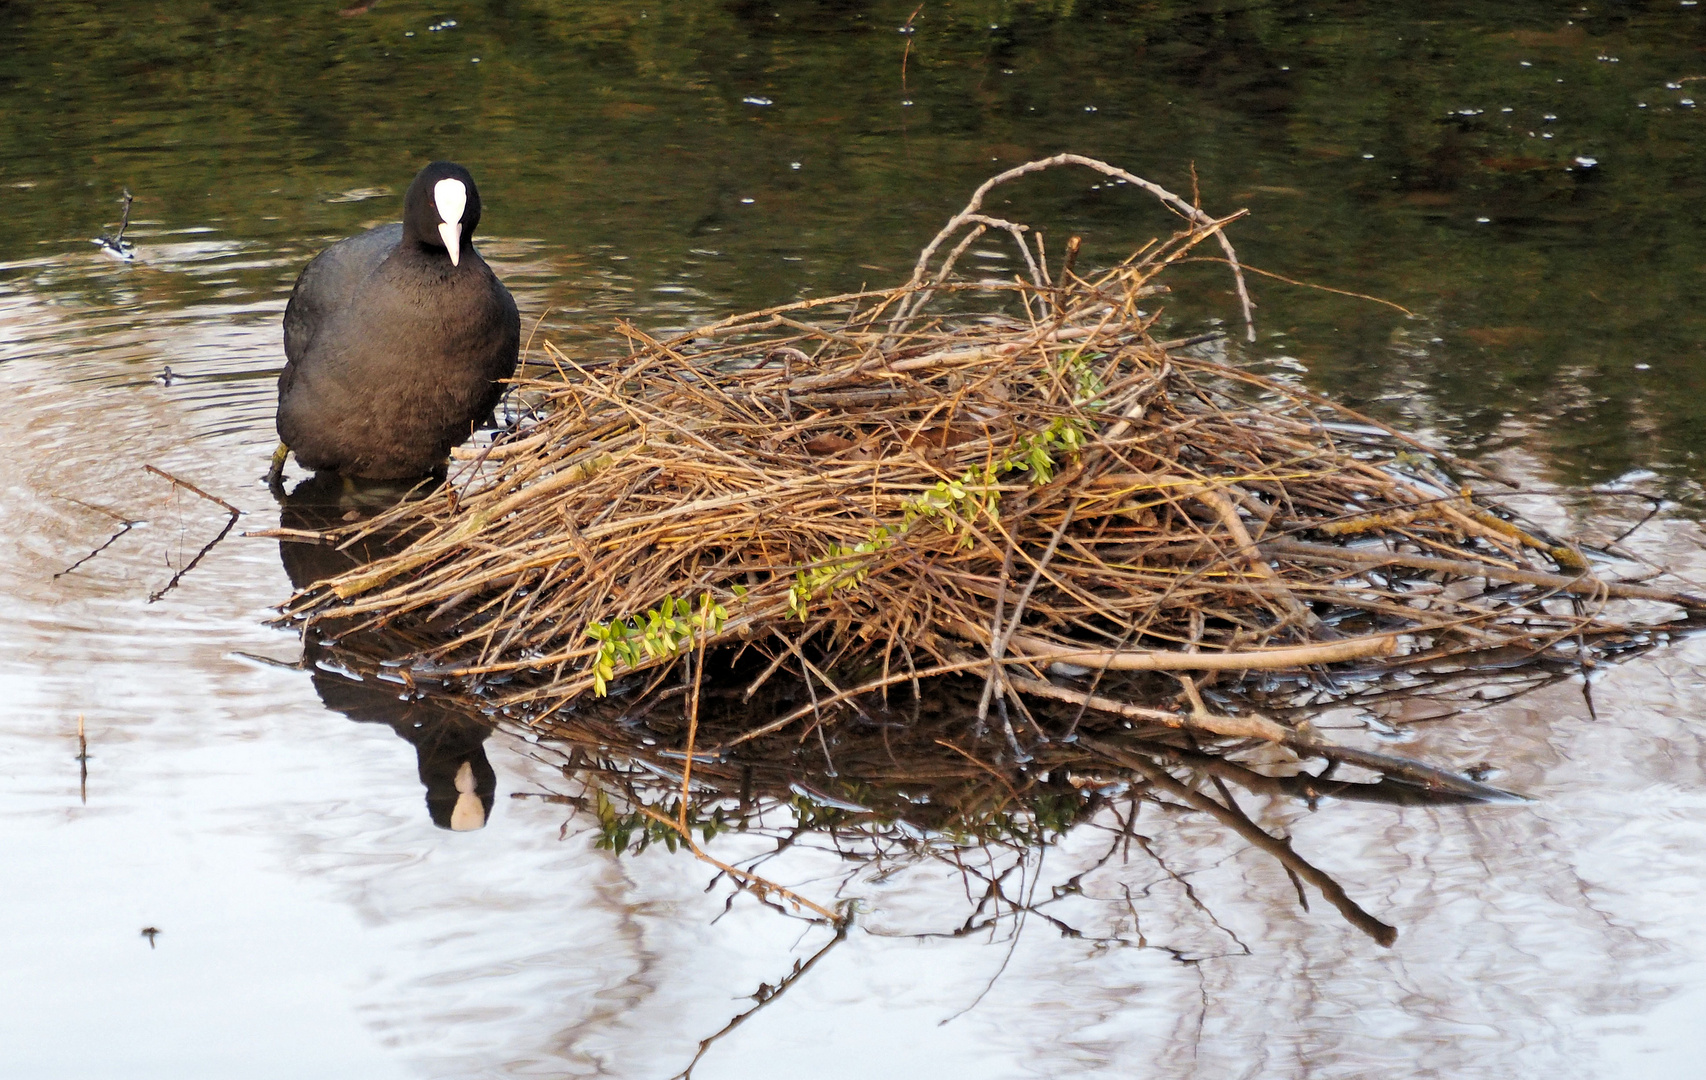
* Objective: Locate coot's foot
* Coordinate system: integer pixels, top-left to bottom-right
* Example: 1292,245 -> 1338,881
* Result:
265,443 -> 290,493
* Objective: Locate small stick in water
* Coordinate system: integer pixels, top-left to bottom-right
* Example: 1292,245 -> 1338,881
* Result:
114,189 -> 133,245
92,189 -> 136,260
76,713 -> 89,804
142,465 -> 241,603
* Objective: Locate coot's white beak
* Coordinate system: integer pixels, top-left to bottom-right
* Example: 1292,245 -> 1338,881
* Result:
438,220 -> 462,266
433,177 -> 468,267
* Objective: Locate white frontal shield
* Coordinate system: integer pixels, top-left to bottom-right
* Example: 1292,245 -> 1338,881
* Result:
433,178 -> 468,265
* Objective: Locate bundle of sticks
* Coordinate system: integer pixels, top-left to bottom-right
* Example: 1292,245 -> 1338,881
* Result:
278,155 -> 1703,775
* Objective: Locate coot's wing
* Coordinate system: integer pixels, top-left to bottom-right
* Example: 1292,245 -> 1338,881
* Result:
496,277 -> 521,380
472,274 -> 523,428
282,223 -> 405,365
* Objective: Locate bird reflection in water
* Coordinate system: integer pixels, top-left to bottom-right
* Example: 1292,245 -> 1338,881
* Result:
275,470 -> 497,831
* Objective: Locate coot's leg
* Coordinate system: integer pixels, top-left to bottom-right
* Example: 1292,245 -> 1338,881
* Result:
266,443 -> 290,491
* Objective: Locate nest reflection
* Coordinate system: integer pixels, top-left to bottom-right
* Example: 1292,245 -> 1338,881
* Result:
520,653 -> 1623,950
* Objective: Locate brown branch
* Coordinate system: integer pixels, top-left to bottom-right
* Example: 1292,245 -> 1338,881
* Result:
143,465 -> 240,604
1261,538 -> 1706,609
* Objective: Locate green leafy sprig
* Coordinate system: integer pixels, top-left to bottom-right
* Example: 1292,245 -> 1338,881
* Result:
592,788 -> 731,854
585,592 -> 729,696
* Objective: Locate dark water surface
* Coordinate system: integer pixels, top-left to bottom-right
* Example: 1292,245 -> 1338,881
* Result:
4,2 -> 1706,1077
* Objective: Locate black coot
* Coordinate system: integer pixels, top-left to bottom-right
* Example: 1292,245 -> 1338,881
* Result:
274,161 -> 520,480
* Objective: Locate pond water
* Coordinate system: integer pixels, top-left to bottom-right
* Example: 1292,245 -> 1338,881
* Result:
4,2 -> 1706,1077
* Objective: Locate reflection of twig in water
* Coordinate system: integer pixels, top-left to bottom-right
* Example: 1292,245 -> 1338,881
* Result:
1090,739 -> 1399,946
143,465 -> 240,603
1129,832 -> 1252,957
670,921 -> 848,1080
57,520 -> 137,578
52,496 -> 142,579
1603,491 -> 1667,547
656,630 -> 837,918
634,803 -> 841,922
920,852 -> 1022,938
937,846 -> 1046,1025
538,734 -> 840,921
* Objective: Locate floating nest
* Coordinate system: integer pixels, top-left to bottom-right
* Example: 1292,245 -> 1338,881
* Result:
273,156 -> 1705,936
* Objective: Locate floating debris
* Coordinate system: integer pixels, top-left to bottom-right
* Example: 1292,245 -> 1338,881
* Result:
91,188 -> 135,261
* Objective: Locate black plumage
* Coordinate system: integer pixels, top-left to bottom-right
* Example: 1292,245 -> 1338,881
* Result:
276,161 -> 520,479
